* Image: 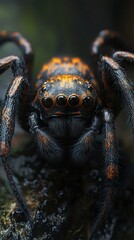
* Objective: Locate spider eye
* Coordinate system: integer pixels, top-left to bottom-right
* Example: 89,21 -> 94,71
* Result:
82,96 -> 94,109
56,95 -> 67,107
42,97 -> 53,109
69,95 -> 79,107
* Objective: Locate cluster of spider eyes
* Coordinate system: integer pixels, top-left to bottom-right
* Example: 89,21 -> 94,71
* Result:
41,94 -> 94,110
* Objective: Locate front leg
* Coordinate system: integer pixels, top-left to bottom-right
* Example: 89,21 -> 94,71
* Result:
28,112 -> 64,165
71,115 -> 101,165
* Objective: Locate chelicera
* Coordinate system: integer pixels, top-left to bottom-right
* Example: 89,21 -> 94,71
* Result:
0,30 -> 133,239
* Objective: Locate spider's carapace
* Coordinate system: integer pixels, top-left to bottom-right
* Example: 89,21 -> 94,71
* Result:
34,57 -> 98,118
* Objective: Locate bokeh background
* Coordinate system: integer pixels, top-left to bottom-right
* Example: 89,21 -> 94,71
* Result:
0,0 -> 133,156
0,0 -> 134,74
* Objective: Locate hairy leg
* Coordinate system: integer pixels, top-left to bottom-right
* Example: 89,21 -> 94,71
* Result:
101,56 -> 134,136
90,30 -> 128,82
0,31 -> 34,80
90,29 -> 126,57
71,115 -> 101,165
28,112 -> 64,165
0,56 -> 32,222
113,50 -> 134,64
88,109 -> 119,240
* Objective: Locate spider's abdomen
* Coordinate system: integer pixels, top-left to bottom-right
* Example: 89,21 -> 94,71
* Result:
35,57 -> 94,90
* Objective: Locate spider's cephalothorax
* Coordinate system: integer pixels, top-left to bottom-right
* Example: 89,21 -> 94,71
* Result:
0,30 -> 133,239
33,58 -> 98,140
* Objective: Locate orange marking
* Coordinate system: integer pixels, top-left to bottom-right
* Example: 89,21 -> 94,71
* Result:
11,32 -> 32,52
84,134 -> 92,144
106,164 -> 118,180
72,58 -> 81,64
19,38 -> 31,49
40,64 -> 49,73
37,57 -> 93,85
37,133 -> 48,144
8,76 -> 23,97
106,132 -> 114,149
103,57 -> 119,70
0,142 -> 9,156
2,107 -> 11,126
51,57 -> 62,64
94,36 -> 104,47
63,57 -> 70,62
50,74 -> 82,82
0,56 -> 19,67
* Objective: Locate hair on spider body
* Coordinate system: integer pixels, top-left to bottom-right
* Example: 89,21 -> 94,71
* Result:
0,30 -> 133,239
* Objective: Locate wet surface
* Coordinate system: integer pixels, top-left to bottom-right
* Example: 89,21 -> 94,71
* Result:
0,134 -> 134,240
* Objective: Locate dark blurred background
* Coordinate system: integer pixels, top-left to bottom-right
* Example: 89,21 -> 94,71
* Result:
0,0 -> 133,155
0,0 -> 134,73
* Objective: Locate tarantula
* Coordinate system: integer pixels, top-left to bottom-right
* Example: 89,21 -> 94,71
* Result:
0,30 -> 133,239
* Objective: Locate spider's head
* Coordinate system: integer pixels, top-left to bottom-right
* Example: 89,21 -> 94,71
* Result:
34,74 -> 97,118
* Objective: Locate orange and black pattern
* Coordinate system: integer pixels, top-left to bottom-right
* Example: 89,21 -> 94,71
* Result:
0,31 -> 34,79
90,29 -> 127,56
0,30 -> 133,240
0,56 -> 32,222
36,57 -> 94,89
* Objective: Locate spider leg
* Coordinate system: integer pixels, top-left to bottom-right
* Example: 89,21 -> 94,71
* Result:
113,50 -> 134,64
71,115 -> 101,165
0,31 -> 34,79
0,55 -> 32,131
0,57 -> 32,223
28,112 -> 63,165
0,55 -> 20,74
90,30 -> 128,80
90,29 -> 126,56
88,109 -> 119,240
101,56 -> 134,136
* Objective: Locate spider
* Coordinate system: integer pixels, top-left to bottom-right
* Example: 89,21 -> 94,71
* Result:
0,30 -> 133,240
